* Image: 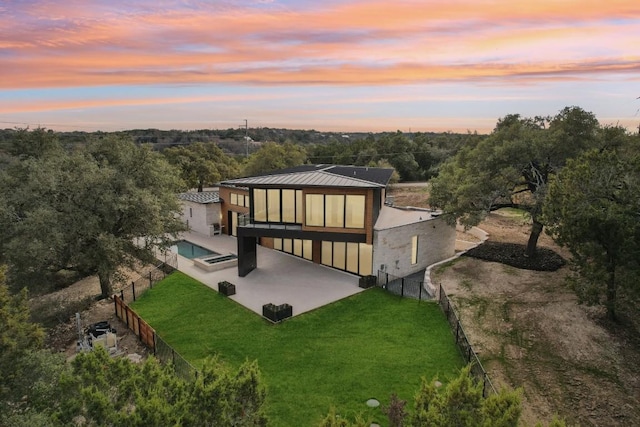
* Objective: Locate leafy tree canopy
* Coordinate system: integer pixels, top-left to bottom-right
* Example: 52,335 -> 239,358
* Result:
54,351 -> 267,427
0,267 -> 66,426
163,142 -> 240,192
544,129 -> 640,320
0,130 -> 187,297
429,106 -> 601,256
243,141 -> 307,176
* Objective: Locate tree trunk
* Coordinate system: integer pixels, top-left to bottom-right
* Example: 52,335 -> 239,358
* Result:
525,220 -> 543,257
98,270 -> 113,299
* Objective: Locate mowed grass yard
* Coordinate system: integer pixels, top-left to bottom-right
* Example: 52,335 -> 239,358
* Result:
131,271 -> 463,426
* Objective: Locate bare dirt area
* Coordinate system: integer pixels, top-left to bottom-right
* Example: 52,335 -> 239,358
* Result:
387,182 -> 430,207
433,211 -> 640,426
31,265 -> 154,361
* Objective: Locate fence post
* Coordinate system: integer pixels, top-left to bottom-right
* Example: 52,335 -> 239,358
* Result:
120,289 -> 124,301
456,320 -> 460,343
385,272 -> 388,287
132,281 -> 136,302
153,332 -> 157,356
401,278 -> 405,297
149,271 -> 152,288
482,373 -> 487,397
114,297 -> 117,317
125,307 -> 130,327
419,282 -> 423,301
468,345 -> 472,363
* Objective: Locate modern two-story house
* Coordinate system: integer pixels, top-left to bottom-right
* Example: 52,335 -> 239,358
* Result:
215,164 -> 456,280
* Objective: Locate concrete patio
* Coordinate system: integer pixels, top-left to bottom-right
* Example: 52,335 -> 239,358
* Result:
170,231 -> 364,318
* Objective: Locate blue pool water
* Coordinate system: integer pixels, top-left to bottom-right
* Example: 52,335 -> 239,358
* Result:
174,240 -> 219,259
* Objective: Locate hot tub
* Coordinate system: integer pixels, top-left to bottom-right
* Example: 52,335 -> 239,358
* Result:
193,253 -> 238,272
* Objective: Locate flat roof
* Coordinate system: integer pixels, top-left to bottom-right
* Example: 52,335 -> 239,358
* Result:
374,205 -> 441,230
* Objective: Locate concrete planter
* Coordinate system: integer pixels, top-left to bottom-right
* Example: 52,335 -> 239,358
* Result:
358,275 -> 377,289
218,281 -> 236,296
262,303 -> 292,322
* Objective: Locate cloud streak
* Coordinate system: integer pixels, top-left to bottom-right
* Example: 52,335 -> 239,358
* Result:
1,0 -> 638,131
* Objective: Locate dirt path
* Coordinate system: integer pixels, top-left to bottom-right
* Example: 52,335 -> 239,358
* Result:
433,212 -> 640,426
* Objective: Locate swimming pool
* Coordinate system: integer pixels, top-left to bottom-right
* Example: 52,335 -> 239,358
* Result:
173,240 -> 219,259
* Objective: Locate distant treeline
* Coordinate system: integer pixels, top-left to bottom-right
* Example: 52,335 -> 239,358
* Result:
0,127 -> 481,181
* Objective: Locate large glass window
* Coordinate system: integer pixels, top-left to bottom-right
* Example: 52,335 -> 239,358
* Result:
283,238 -> 292,253
333,242 -> 346,270
267,189 -> 280,222
345,195 -> 365,228
325,195 -> 345,227
293,239 -> 303,257
346,242 -> 359,273
411,235 -> 418,265
321,241 -> 332,266
305,193 -> 366,229
303,240 -> 313,260
322,241 -> 373,276
295,190 -> 303,223
254,189 -> 267,221
306,194 -> 324,226
230,193 -> 238,205
231,211 -> 238,236
282,189 -> 296,223
359,243 -> 373,276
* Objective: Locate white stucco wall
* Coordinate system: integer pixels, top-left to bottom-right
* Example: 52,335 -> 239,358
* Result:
181,201 -> 221,236
372,216 -> 455,278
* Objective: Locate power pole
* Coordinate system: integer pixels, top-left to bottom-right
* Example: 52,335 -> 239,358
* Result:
243,119 -> 248,157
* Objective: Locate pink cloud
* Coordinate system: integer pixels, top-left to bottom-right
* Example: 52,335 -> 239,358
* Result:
1,0 -> 638,90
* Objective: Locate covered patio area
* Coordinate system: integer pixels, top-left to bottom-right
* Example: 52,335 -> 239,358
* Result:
170,231 -> 363,318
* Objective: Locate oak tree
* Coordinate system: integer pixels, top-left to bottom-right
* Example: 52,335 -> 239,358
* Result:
544,130 -> 640,320
429,107 -> 600,257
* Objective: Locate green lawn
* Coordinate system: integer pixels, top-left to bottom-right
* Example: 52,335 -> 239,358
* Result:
131,271 -> 463,426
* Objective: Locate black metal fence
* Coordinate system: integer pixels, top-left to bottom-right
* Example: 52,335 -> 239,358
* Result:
376,270 -> 431,301
154,333 -> 199,381
438,284 -> 496,397
118,252 -> 178,303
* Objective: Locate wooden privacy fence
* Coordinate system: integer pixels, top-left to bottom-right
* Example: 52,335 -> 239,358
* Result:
113,294 -> 199,380
114,295 -> 155,350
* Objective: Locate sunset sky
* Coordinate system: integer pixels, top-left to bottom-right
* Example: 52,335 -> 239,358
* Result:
1,0 -> 639,133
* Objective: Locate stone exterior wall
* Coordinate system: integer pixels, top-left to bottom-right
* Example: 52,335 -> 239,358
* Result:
372,216 -> 455,278
181,200 -> 221,236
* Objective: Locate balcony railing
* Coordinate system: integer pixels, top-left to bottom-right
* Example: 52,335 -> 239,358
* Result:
238,214 -> 303,231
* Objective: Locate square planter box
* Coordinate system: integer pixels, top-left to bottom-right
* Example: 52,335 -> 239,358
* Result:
218,281 -> 236,296
262,303 -> 293,322
359,275 -> 377,289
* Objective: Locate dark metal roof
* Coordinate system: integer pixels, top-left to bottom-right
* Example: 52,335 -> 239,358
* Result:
221,165 -> 394,188
178,191 -> 220,204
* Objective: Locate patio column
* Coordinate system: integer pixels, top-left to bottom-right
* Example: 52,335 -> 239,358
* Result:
237,233 -> 257,277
